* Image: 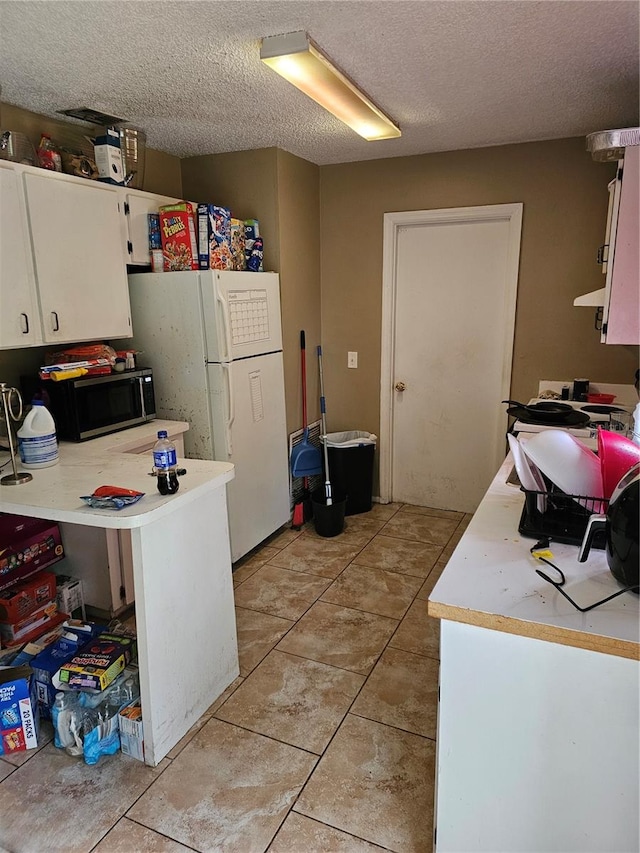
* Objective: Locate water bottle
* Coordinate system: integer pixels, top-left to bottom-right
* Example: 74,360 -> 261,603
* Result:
17,399 -> 59,468
152,430 -> 179,495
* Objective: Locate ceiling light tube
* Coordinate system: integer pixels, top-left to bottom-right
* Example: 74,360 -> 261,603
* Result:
260,31 -> 401,141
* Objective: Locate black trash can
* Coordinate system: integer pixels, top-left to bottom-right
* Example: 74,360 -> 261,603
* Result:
325,431 -> 377,516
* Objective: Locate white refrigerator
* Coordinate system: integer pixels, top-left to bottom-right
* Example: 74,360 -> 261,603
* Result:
126,270 -> 290,562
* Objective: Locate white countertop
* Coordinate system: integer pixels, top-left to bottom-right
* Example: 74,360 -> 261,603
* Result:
0,420 -> 234,530
428,455 -> 639,659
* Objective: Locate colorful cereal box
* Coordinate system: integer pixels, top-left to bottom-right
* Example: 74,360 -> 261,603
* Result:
230,218 -> 246,270
159,205 -> 198,271
197,204 -> 233,270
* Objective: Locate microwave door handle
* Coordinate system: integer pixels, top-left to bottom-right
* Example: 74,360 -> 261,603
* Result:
221,362 -> 235,457
137,376 -> 146,419
215,286 -> 233,362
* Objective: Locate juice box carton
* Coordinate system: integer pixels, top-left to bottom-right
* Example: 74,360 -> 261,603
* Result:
0,665 -> 40,754
230,218 -> 246,270
197,204 -> 232,270
119,700 -> 144,761
57,632 -> 137,692
0,516 -> 65,594
94,128 -> 124,185
0,570 -> 57,623
159,204 -> 198,271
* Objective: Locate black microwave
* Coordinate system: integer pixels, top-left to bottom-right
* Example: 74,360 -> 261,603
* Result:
22,368 -> 156,442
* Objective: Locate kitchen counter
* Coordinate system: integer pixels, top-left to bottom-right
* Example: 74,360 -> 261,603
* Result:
0,419 -> 234,529
428,455 -> 639,853
0,421 -> 238,766
428,454 -> 639,659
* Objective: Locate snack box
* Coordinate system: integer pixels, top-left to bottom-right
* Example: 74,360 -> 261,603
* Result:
244,219 -> 262,271
0,665 -> 40,755
0,601 -> 65,647
0,570 -> 57,623
57,632 -> 137,692
159,204 -> 198,271
197,203 -> 232,271
119,699 -> 144,761
0,515 -> 65,593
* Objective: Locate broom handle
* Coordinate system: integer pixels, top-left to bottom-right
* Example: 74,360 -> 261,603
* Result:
317,345 -> 333,505
301,330 -> 309,492
301,330 -> 307,431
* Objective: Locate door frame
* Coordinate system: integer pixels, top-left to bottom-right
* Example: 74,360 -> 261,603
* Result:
379,203 -> 523,503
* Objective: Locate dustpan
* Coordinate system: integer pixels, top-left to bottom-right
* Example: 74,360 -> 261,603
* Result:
291,427 -> 323,477
290,332 -> 322,479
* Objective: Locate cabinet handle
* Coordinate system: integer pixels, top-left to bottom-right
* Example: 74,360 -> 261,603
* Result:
594,307 -> 603,332
20,313 -> 30,334
51,311 -> 60,332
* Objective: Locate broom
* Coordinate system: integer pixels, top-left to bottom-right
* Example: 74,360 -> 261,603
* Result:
292,332 -> 316,528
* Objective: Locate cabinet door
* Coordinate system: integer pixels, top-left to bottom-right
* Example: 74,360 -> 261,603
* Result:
121,189 -> 181,265
23,171 -> 132,343
603,147 -> 640,345
0,163 -> 42,347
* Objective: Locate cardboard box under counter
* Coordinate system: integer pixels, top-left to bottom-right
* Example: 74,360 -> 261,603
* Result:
0,517 -> 65,594
0,666 -> 40,755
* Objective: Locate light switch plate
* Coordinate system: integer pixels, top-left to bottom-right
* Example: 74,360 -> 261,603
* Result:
348,351 -> 358,368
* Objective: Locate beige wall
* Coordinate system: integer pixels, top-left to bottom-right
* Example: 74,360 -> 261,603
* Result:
181,148 -> 321,435
320,138 -> 639,439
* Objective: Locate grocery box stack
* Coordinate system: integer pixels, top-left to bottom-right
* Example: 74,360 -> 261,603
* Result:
148,203 -> 263,272
0,515 -> 143,764
0,516 -> 68,648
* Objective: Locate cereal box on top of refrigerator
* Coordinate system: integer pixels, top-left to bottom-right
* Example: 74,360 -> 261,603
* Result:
230,219 -> 246,270
158,204 -> 198,271
197,204 -> 233,271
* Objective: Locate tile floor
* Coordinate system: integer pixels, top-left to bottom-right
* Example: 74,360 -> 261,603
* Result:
0,502 -> 472,853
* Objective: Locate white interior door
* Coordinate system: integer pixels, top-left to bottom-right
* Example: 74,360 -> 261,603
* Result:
381,205 -> 522,513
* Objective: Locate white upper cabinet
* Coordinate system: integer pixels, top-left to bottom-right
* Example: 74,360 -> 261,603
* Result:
601,146 -> 639,344
574,147 -> 640,344
0,162 -> 42,347
119,187 -> 181,265
0,162 -> 133,349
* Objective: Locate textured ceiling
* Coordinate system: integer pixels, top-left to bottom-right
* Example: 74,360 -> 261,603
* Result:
0,0 -> 638,166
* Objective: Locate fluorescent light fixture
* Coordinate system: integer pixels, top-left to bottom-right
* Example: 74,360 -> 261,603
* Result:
260,31 -> 401,141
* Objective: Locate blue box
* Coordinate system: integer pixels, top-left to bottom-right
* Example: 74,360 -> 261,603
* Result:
30,635 -> 84,718
0,665 -> 40,755
197,204 -> 232,270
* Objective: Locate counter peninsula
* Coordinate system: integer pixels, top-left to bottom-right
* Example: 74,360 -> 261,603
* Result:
0,421 -> 238,766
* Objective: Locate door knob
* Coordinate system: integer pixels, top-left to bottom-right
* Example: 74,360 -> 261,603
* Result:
395,381 -> 406,392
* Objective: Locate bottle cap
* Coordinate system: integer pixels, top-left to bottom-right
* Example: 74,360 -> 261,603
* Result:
31,399 -> 44,406
157,430 -> 168,438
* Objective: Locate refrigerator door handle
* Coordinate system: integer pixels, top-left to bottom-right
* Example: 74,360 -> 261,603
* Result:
221,362 -> 235,457
215,284 -> 233,362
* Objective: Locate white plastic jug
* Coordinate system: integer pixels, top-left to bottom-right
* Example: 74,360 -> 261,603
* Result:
17,400 -> 59,468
